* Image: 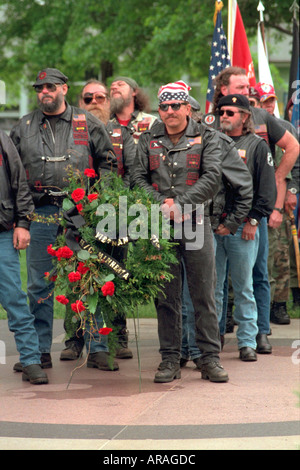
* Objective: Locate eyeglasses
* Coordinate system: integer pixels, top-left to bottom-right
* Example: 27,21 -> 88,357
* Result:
34,83 -> 60,93
83,93 -> 107,105
159,102 -> 188,112
219,109 -> 242,117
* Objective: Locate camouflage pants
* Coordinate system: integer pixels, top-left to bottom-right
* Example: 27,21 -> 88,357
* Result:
268,213 -> 291,302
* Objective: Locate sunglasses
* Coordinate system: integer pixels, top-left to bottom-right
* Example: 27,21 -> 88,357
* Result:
83,93 -> 107,105
34,83 -> 60,93
219,109 -> 242,117
159,102 -> 188,112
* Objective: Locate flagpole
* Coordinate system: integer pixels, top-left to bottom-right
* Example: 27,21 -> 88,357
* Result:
228,0 -> 233,59
257,1 -> 267,55
289,0 -> 299,20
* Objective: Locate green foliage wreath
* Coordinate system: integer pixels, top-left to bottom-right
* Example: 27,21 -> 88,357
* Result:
45,168 -> 177,348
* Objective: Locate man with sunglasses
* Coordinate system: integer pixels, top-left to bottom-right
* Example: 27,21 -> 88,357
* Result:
204,66 -> 299,353
10,68 -> 117,372
132,80 -> 229,384
215,94 -> 276,361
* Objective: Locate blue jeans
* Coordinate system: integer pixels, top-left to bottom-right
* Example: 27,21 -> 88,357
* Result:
26,205 -> 60,353
27,205 -> 108,354
253,218 -> 271,334
214,224 -> 259,349
0,230 -> 41,367
181,261 -> 201,361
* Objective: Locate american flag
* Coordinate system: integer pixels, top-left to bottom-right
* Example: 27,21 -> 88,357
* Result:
205,9 -> 231,113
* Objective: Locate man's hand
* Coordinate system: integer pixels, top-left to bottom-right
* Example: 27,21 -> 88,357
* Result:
13,227 -> 30,250
284,191 -> 297,213
161,198 -> 190,223
241,221 -> 257,241
215,223 -> 230,236
268,209 -> 283,229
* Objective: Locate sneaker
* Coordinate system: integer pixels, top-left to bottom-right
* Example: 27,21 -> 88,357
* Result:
22,364 -> 48,384
201,361 -> 229,382
154,360 -> 181,383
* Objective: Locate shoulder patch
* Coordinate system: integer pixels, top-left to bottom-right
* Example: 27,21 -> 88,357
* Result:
204,114 -> 215,125
267,152 -> 274,166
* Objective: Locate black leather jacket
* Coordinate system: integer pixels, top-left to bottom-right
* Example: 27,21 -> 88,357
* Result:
10,103 -> 117,205
0,130 -> 34,231
210,132 -> 253,234
132,118 -> 222,212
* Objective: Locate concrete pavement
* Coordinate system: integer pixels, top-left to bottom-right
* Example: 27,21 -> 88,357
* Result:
0,317 -> 299,450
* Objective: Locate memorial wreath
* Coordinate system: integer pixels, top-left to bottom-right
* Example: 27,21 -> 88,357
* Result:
44,167 -> 177,358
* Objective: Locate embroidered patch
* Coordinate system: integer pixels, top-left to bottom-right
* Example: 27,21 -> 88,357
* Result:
149,154 -> 160,171
188,137 -> 202,145
150,140 -> 163,150
238,149 -> 247,164
204,114 -> 215,125
72,115 -> 88,146
186,154 -> 201,169
0,154 -> 2,166
137,121 -> 150,133
186,172 -> 199,186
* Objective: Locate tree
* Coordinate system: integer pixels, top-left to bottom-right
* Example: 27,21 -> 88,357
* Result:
0,0 -> 296,108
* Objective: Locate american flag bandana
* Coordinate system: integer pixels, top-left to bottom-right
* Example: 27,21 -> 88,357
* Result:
158,80 -> 191,103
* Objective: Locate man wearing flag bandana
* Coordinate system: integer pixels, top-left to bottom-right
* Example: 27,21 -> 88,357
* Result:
132,80 -> 229,384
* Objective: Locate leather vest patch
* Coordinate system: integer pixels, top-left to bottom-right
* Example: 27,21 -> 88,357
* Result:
186,154 -> 201,169
149,154 -> 160,171
73,114 -> 89,146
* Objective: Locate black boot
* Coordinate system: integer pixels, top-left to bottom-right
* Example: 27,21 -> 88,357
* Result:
115,328 -> 133,359
270,301 -> 290,324
291,288 -> 300,308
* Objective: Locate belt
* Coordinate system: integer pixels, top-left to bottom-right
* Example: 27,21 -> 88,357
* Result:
35,191 -> 67,207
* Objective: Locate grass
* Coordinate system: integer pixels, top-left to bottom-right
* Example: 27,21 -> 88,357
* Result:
0,251 -> 299,320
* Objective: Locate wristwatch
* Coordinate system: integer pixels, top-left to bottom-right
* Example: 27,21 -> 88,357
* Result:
288,188 -> 297,194
274,207 -> 284,214
249,218 -> 259,226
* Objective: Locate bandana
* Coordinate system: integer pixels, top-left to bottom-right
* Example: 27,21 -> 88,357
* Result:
158,80 -> 191,103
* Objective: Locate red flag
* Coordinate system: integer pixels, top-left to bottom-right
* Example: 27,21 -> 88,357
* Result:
228,0 -> 256,86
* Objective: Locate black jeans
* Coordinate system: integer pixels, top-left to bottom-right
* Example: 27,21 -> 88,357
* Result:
155,219 -> 221,364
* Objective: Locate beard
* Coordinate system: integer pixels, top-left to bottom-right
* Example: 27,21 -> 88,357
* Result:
87,106 -> 110,124
110,94 -> 132,115
38,92 -> 64,114
220,120 -> 234,132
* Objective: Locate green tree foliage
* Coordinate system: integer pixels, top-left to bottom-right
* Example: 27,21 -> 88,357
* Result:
0,0 -> 296,102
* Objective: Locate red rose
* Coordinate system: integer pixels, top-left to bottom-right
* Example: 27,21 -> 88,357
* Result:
71,188 -> 85,203
77,262 -> 89,275
87,193 -> 98,202
68,271 -> 81,282
99,327 -> 113,335
101,281 -> 115,296
84,168 -> 97,178
47,244 -> 57,256
71,300 -> 86,313
55,295 -> 69,305
56,246 -> 74,261
76,203 -> 83,213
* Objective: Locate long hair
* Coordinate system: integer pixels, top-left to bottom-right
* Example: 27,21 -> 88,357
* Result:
241,111 -> 255,135
134,88 -> 152,112
212,66 -> 246,113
